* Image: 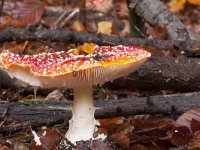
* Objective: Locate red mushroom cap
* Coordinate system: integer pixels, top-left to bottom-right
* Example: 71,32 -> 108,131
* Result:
0,45 -> 150,88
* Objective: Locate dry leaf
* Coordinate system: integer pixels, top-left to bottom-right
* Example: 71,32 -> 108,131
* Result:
72,21 -> 85,32
171,126 -> 192,147
188,131 -> 200,150
117,2 -> 129,18
110,132 -> 129,149
0,16 -> 23,30
2,42 -> 25,54
77,43 -> 96,55
99,117 -> 124,127
129,144 -> 149,150
97,21 -> 112,35
30,128 -> 62,150
93,127 -> 107,138
146,24 -> 168,40
167,0 -> 187,13
143,46 -> 164,57
11,1 -> 45,26
0,144 -> 10,150
86,0 -> 113,13
191,119 -> 200,134
176,108 -> 200,131
188,0 -> 200,5
12,140 -> 29,150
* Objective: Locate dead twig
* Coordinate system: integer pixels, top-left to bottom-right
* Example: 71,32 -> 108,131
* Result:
60,8 -> 79,29
0,28 -> 199,52
54,8 -> 79,29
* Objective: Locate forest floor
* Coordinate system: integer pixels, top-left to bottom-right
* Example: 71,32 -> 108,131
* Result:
0,0 -> 200,149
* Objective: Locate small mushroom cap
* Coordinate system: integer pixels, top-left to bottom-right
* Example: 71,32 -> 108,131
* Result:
0,45 -> 151,88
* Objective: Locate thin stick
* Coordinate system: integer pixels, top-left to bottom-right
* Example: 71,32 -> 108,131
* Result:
54,9 -> 77,29
60,8 -> 79,28
133,25 -> 147,38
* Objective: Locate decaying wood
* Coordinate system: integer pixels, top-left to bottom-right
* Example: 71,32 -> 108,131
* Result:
106,56 -> 200,91
1,56 -> 200,91
126,0 -> 196,40
1,91 -> 200,132
0,28 -> 199,52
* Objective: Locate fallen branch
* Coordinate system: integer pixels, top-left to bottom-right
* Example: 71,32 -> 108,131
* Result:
126,0 -> 196,40
106,56 -> 200,91
0,28 -> 199,52
1,91 -> 200,132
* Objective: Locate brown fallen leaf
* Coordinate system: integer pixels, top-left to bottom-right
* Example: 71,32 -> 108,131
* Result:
30,128 -> 62,150
190,119 -> 200,134
85,0 -> 113,13
99,117 -> 125,127
188,131 -> 200,150
132,119 -> 158,134
99,117 -> 125,136
176,108 -> 200,131
109,132 -> 129,149
11,1 -> 45,26
93,127 -> 107,140
146,24 -> 168,40
129,144 -> 149,150
0,16 -> 23,30
188,0 -> 200,5
171,126 -> 192,147
75,140 -> 114,150
0,144 -> 10,150
116,2 -> 129,19
143,47 -> 164,57
167,0 -> 187,13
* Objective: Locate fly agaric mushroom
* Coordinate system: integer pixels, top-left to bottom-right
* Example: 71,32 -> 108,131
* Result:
0,45 -> 151,144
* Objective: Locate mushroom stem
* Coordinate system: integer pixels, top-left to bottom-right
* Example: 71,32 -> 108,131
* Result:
66,86 -> 96,143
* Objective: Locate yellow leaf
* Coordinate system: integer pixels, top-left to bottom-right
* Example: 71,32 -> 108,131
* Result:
72,21 -> 85,32
188,0 -> 200,5
75,43 -> 97,55
97,21 -> 113,35
167,0 -> 186,13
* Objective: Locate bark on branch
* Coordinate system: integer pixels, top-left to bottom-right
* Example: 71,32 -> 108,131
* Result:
0,28 -> 199,52
106,56 -> 200,92
1,91 -> 200,132
126,0 -> 196,40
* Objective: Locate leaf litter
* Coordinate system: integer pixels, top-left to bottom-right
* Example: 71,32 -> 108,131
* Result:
0,0 -> 200,149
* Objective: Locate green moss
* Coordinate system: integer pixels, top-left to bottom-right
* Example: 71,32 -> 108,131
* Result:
19,98 -> 46,105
